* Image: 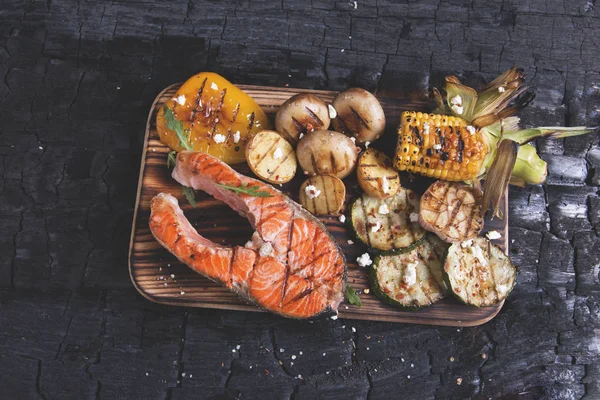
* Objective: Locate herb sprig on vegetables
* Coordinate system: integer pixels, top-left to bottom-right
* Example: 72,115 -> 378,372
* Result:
345,286 -> 362,307
215,183 -> 274,198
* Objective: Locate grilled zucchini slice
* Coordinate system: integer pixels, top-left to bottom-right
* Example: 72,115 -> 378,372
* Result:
246,130 -> 297,184
444,237 -> 516,307
420,180 -> 484,243
299,175 -> 346,216
350,188 -> 426,252
369,235 -> 450,310
357,148 -> 400,199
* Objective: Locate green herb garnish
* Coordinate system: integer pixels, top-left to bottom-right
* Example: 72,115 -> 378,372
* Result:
345,286 -> 362,307
182,186 -> 196,207
215,183 -> 274,198
163,104 -> 193,151
167,150 -> 177,169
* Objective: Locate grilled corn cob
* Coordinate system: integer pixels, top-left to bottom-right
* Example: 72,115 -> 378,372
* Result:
395,112 -> 487,181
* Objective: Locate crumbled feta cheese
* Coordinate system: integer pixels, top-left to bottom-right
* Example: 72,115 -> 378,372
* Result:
460,239 -> 473,248
291,355 -> 297,359
450,95 -> 463,115
298,133 -> 304,140
259,242 -> 274,257
467,125 -> 476,135
232,349 -> 236,353
350,137 -> 356,143
210,82 -> 218,91
305,185 -> 321,199
328,104 -> 337,119
297,374 -> 302,379
339,214 -> 346,223
273,147 -> 283,160
347,239 -> 354,245
236,345 -> 241,350
331,315 -> 338,320
170,274 -> 175,278
363,288 -> 370,294
471,244 -> 488,266
174,94 -> 186,106
382,176 -> 390,194
181,373 -> 186,377
365,141 -> 371,148
180,291 -> 185,295
356,253 -> 372,267
213,133 -> 226,144
498,86 -> 505,93
371,220 -> 382,232
233,131 -> 241,144
403,262 -> 418,286
486,230 -> 501,240
378,204 -> 389,215
351,327 -> 356,333
409,213 -> 419,222
280,348 -> 285,353
433,143 -> 442,150
423,122 -> 430,134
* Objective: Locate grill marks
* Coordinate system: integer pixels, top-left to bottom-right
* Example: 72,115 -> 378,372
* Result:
190,77 -> 208,122
153,152 -> 345,318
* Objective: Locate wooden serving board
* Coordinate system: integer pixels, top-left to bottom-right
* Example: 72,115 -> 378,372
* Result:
129,83 -> 508,326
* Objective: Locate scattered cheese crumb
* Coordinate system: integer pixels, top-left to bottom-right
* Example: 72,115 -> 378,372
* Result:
460,239 -> 473,248
378,204 -> 390,215
403,262 -> 418,286
471,244 -> 488,266
363,288 -> 370,294
350,137 -> 356,143
232,349 -> 236,353
357,253 -> 372,267
180,291 -> 185,295
38,146 -> 43,150
305,185 -> 321,199
433,144 -> 442,150
449,356 -> 455,362
170,274 -> 175,278
273,147 -> 283,159
236,345 -> 241,350
174,95 -> 186,105
456,377 -> 463,385
401,358 -> 405,362
331,315 -> 338,320
353,1 -> 358,9
351,327 -> 356,333
365,141 -> 370,148
299,351 -> 303,355
407,375 -> 411,379
145,372 -> 149,376
410,363 -> 414,368
409,213 -> 419,222
486,230 -> 501,240
341,49 -> 345,53
450,95 -> 463,115
371,220 -> 382,233
210,82 -> 218,91
297,374 -> 303,379
182,373 -> 186,377
481,353 -> 487,359
498,86 -> 506,93
259,242 -> 274,257
233,131 -> 241,144
467,125 -> 476,135
347,239 -> 354,245
292,355 -> 297,359
382,176 -> 390,194
323,352 -> 326,356
213,133 -> 226,144
298,133 -> 304,140
339,214 -> 346,223
328,104 -> 337,119
280,348 -> 285,353
423,122 -> 430,135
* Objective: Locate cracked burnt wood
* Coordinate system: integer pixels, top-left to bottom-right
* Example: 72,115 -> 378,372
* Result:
1,0 -> 599,399
129,83 -> 507,326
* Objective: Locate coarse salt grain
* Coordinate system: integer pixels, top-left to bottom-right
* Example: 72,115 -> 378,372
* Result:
351,327 -> 356,333
171,274 -> 175,278
213,134 -> 226,144
233,131 -> 241,144
357,253 -> 372,267
305,185 -> 321,199
339,214 -> 346,223
273,147 -> 283,159
347,239 -> 354,245
331,315 -> 338,320
280,348 -> 285,353
292,355 -> 296,359
236,345 -> 241,350
180,291 -> 185,295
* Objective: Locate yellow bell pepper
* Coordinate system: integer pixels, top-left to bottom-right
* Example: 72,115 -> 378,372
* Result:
156,72 -> 272,164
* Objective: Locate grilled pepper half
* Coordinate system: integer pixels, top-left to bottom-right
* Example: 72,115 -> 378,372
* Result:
157,72 -> 272,164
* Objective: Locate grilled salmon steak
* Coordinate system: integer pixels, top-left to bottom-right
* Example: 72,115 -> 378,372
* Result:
149,151 -> 346,318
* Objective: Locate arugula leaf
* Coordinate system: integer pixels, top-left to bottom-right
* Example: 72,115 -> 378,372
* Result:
167,151 -> 177,169
182,186 -> 196,207
215,183 -> 274,198
163,104 -> 193,151
345,286 -> 362,307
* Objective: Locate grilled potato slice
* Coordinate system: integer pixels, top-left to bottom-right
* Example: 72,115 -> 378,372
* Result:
420,180 -> 484,243
299,175 -> 346,216
331,88 -> 386,143
445,237 -> 516,307
296,130 -> 359,179
357,148 -> 400,198
275,93 -> 330,144
246,130 -> 297,184
350,188 -> 426,252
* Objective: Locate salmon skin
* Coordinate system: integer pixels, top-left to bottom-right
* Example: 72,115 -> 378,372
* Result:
149,151 -> 346,318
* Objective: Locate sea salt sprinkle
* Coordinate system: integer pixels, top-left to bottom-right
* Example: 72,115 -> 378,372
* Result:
339,214 -> 346,223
